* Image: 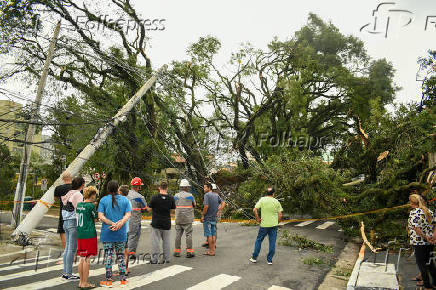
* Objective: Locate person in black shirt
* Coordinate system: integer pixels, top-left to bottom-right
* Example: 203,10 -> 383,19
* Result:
148,180 -> 175,264
54,171 -> 72,249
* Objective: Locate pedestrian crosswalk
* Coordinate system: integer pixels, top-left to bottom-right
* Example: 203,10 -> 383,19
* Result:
186,274 -> 241,290
291,220 -> 340,231
103,265 -> 192,290
0,257 -> 62,273
295,221 -> 315,227
315,221 -> 336,230
0,259 -> 293,290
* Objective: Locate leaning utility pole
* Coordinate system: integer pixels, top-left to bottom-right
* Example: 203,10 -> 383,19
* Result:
11,21 -> 61,228
12,65 -> 168,239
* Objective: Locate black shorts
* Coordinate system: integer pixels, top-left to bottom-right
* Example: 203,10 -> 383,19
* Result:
57,217 -> 65,234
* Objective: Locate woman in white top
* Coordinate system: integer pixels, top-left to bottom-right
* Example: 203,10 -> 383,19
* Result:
408,194 -> 436,289
61,176 -> 84,280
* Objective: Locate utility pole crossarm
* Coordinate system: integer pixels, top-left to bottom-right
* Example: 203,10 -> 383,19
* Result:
12,64 -> 168,239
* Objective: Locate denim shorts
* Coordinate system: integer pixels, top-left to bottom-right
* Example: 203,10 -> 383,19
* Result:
203,221 -> 217,237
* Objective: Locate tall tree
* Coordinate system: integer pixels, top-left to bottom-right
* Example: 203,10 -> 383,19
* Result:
1,0 -> 160,185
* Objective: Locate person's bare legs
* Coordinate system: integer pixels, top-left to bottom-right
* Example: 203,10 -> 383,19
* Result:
79,257 -> 93,287
78,257 -> 84,287
208,236 -> 216,255
124,248 -> 129,274
83,257 -> 91,286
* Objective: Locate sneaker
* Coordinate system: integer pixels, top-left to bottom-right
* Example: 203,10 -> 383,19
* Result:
249,258 -> 257,263
100,280 -> 113,288
159,260 -> 170,264
174,252 -> 181,257
62,274 -> 80,280
186,252 -> 195,258
201,242 -> 209,248
267,261 -> 273,265
120,280 -> 128,287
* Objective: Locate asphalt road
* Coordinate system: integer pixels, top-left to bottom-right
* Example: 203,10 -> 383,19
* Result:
0,212 -> 346,290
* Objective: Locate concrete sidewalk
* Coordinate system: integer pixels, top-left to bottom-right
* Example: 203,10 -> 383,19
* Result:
346,245 -> 423,289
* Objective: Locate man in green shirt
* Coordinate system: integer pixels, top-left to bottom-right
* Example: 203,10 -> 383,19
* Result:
249,187 -> 283,265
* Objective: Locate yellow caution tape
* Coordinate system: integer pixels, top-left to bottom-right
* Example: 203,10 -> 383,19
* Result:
0,200 -> 411,224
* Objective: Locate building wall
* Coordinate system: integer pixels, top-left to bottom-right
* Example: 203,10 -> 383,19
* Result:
0,100 -> 42,157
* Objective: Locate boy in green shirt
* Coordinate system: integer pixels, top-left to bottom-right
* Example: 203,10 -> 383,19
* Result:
76,186 -> 98,289
249,187 -> 283,265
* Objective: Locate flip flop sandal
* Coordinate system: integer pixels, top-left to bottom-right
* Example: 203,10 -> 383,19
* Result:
203,252 -> 215,256
78,284 -> 96,289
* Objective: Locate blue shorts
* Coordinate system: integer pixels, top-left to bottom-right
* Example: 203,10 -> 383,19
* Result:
203,221 -> 217,237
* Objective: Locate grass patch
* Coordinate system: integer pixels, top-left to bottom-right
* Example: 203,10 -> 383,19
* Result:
279,231 -> 334,253
303,257 -> 325,266
334,267 -> 352,277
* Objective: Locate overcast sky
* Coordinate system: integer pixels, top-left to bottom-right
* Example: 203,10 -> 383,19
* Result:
136,0 -> 436,105
1,0 -> 435,107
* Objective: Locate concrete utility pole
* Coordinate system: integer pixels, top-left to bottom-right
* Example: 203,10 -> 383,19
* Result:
12,64 -> 168,239
11,21 -> 61,228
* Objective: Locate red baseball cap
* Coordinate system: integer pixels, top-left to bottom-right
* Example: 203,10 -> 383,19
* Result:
130,177 -> 144,186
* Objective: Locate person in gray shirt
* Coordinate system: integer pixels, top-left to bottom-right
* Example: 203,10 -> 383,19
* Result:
201,183 -> 225,256
126,177 -> 148,259
174,179 -> 196,258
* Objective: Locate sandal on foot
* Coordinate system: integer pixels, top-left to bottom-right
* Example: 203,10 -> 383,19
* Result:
79,284 -> 96,289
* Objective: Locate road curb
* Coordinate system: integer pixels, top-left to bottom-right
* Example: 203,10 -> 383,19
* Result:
318,242 -> 360,290
347,244 -> 399,289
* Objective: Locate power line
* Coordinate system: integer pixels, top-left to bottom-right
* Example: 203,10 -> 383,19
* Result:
0,117 -> 111,126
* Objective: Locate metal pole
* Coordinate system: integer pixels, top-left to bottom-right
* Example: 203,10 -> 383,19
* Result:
11,20 -> 61,228
12,64 -> 167,239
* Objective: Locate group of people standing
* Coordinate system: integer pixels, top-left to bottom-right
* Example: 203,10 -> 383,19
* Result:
53,172 -> 231,288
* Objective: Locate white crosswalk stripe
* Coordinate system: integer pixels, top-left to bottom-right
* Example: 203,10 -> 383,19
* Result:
3,259 -> 147,290
316,221 -> 335,230
1,260 -> 296,290
186,273 -> 241,290
0,262 -> 64,282
95,265 -> 192,289
0,255 -> 48,267
295,221 -> 315,227
0,257 -> 62,272
46,228 -> 58,233
0,250 -> 31,259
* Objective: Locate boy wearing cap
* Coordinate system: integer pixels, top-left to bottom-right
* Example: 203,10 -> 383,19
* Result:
126,177 -> 148,260
174,179 -> 196,258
